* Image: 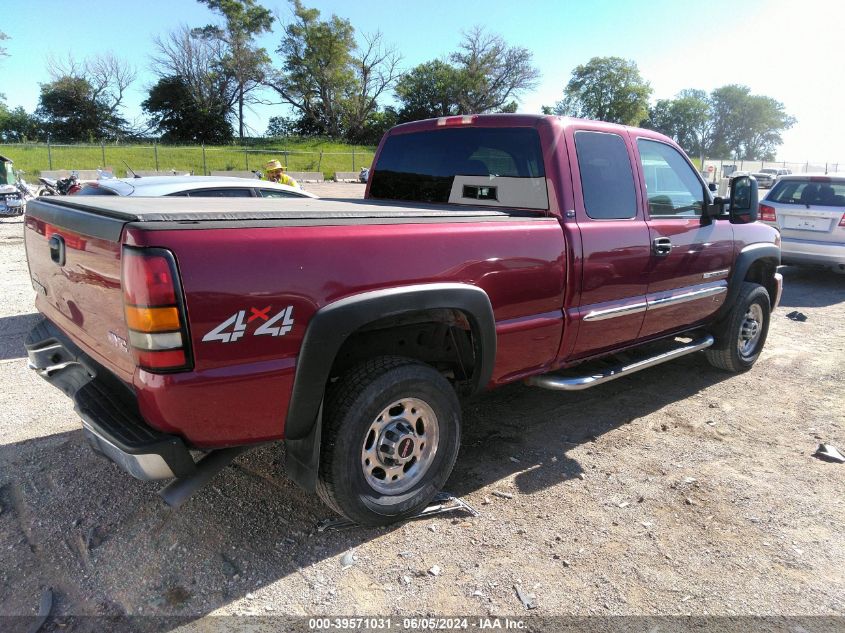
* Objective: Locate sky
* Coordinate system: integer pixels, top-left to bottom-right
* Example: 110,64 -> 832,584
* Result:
3,0 -> 843,162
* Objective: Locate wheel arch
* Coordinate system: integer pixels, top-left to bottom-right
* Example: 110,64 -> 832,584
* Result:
716,243 -> 781,321
284,283 -> 496,491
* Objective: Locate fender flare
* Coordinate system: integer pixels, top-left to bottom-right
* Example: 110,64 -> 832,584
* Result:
284,283 -> 496,491
716,242 -> 781,320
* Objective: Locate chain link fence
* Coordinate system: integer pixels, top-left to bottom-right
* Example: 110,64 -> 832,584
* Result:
702,158 -> 842,182
0,142 -> 376,179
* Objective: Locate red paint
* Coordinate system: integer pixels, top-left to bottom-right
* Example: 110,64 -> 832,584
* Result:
25,114 -> 780,448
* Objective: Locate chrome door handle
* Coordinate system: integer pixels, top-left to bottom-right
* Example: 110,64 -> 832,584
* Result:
652,237 -> 672,257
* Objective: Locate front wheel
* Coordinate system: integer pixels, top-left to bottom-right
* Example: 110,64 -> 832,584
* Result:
316,356 -> 461,526
705,282 -> 771,372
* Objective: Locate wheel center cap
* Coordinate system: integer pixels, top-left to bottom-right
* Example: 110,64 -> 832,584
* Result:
397,437 -> 415,459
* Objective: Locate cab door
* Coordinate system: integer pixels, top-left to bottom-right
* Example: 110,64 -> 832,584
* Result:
566,125 -> 652,358
633,136 -> 735,338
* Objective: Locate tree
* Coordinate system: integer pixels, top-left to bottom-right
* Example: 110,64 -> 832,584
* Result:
193,0 -> 273,139
449,27 -> 540,114
0,31 -> 8,60
709,85 -> 794,160
646,89 -> 712,162
552,56 -> 651,125
153,26 -> 238,120
394,60 -> 462,122
393,29 -> 539,124
266,0 -> 401,141
36,76 -> 126,142
143,75 -> 233,143
0,105 -> 40,142
47,53 -> 136,121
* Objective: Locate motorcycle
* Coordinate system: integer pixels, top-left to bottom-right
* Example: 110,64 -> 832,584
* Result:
38,171 -> 82,196
0,155 -> 27,216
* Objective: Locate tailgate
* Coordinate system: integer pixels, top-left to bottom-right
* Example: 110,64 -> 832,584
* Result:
24,198 -> 135,382
771,203 -> 845,243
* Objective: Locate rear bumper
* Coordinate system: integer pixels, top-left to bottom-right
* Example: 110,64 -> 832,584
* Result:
781,237 -> 845,267
26,318 -> 196,480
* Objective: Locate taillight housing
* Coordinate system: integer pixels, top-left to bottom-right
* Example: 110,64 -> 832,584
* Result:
759,204 -> 776,222
839,212 -> 845,227
121,246 -> 192,372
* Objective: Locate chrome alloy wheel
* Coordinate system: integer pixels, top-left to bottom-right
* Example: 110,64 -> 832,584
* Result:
738,303 -> 764,358
361,397 -> 440,495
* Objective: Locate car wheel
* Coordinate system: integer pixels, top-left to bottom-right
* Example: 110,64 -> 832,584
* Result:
316,356 -> 461,526
705,282 -> 771,372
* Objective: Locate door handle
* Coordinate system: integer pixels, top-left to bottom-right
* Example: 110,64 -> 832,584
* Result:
652,237 -> 672,257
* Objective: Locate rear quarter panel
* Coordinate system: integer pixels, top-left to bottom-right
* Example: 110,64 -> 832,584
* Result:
125,218 -> 566,446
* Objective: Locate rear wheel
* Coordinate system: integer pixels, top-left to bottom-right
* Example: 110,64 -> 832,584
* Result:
316,356 -> 461,526
705,282 -> 771,372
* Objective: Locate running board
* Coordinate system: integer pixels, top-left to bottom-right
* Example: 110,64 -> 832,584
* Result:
525,334 -> 714,392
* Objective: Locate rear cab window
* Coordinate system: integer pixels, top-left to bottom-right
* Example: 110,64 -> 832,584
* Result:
573,130 -> 638,220
767,179 -> 845,207
369,127 -> 548,210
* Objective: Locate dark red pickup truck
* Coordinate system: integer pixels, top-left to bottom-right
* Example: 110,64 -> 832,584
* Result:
24,114 -> 782,525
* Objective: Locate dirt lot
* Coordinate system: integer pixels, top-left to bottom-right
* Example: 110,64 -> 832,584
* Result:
0,187 -> 844,628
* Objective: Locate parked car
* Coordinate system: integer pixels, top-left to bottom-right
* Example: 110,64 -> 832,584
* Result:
759,173 -> 845,273
23,114 -> 781,525
752,170 -> 776,189
74,175 -> 317,199
759,167 -> 791,183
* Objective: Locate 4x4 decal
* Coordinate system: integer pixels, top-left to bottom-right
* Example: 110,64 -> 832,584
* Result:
202,306 -> 294,343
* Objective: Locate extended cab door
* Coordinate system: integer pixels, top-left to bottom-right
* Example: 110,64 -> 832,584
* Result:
633,136 -> 735,338
567,125 -> 652,358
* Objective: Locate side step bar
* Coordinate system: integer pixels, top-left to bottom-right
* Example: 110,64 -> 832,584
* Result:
525,334 -> 714,392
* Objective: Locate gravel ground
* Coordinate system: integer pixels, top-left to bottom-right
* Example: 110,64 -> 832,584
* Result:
0,188 -> 844,627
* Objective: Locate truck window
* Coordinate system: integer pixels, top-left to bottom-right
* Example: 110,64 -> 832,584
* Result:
369,127 -> 547,209
636,139 -> 704,218
573,131 -> 638,220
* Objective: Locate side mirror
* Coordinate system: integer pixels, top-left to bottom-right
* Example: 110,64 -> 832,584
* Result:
729,175 -> 758,224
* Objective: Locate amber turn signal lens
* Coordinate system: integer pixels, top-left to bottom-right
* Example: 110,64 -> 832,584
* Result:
124,305 -> 181,333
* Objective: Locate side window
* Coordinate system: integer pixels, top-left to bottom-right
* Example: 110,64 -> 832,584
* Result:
185,188 -> 253,197
637,139 -> 705,217
257,188 -> 302,199
574,131 -> 638,220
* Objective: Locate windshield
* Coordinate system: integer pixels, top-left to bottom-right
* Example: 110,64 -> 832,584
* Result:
369,127 -> 547,209
767,179 -> 845,206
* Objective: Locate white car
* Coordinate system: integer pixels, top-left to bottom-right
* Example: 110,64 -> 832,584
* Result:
74,175 -> 317,199
759,174 -> 845,273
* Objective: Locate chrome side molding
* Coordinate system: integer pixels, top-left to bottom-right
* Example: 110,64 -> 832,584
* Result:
525,334 -> 715,392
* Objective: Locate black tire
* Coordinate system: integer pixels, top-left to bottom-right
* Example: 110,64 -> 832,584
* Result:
705,282 -> 771,372
316,356 -> 461,526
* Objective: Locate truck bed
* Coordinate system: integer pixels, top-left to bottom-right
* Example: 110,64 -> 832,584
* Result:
34,196 -> 531,224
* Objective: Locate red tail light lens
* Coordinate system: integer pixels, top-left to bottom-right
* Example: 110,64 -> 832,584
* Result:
759,204 -> 776,222
839,213 -> 845,227
436,115 -> 478,126
121,247 -> 192,372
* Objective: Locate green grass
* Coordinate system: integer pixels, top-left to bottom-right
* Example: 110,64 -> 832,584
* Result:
0,139 -> 377,179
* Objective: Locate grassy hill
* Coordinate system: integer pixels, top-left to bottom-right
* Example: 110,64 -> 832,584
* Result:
0,138 -> 377,179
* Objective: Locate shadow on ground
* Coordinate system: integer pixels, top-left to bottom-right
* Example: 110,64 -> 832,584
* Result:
0,313 -> 42,361
0,351 -> 733,628
778,265 -> 845,309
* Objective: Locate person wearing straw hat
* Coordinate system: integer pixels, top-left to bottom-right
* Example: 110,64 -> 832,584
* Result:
263,159 -> 300,188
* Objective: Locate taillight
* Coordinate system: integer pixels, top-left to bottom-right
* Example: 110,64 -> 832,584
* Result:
759,204 -> 776,222
839,213 -> 845,227
436,115 -> 477,126
121,246 -> 192,372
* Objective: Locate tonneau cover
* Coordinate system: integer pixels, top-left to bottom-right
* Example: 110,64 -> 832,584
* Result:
34,196 -> 517,223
